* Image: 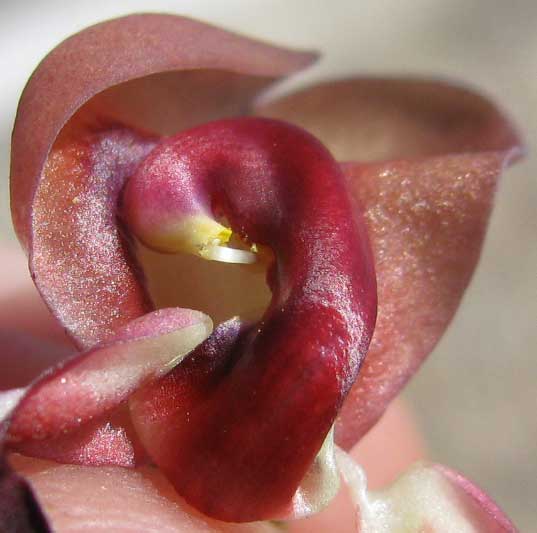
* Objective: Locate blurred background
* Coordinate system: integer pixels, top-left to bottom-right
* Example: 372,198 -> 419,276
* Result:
0,0 -> 535,529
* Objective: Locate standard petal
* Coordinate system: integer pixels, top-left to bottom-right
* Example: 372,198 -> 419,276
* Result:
11,13 -> 316,248
335,152 -> 517,448
10,14 -> 315,349
255,78 -> 522,162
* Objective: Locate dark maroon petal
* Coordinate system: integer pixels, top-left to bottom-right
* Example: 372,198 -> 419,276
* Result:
255,78 -> 522,161
0,455 -> 50,532
126,118 -> 376,521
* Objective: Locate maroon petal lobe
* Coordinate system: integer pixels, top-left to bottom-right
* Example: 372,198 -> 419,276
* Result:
130,319 -> 245,465
126,118 -> 376,521
13,407 -> 145,468
0,455 -> 50,533
336,152 -> 518,448
255,78 -> 522,162
10,13 -> 315,348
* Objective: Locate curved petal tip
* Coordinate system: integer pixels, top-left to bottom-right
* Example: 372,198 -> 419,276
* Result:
336,448 -> 517,532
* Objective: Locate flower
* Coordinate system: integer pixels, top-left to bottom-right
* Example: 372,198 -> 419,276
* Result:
1,13 -> 523,532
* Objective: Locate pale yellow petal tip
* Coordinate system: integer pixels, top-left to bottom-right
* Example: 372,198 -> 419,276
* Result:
159,317 -> 214,374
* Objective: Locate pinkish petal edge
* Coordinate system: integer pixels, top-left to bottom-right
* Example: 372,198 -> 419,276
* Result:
255,77 -> 523,162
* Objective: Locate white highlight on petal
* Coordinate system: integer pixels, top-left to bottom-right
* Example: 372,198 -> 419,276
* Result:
289,426 -> 340,519
200,244 -> 257,264
0,387 -> 27,422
